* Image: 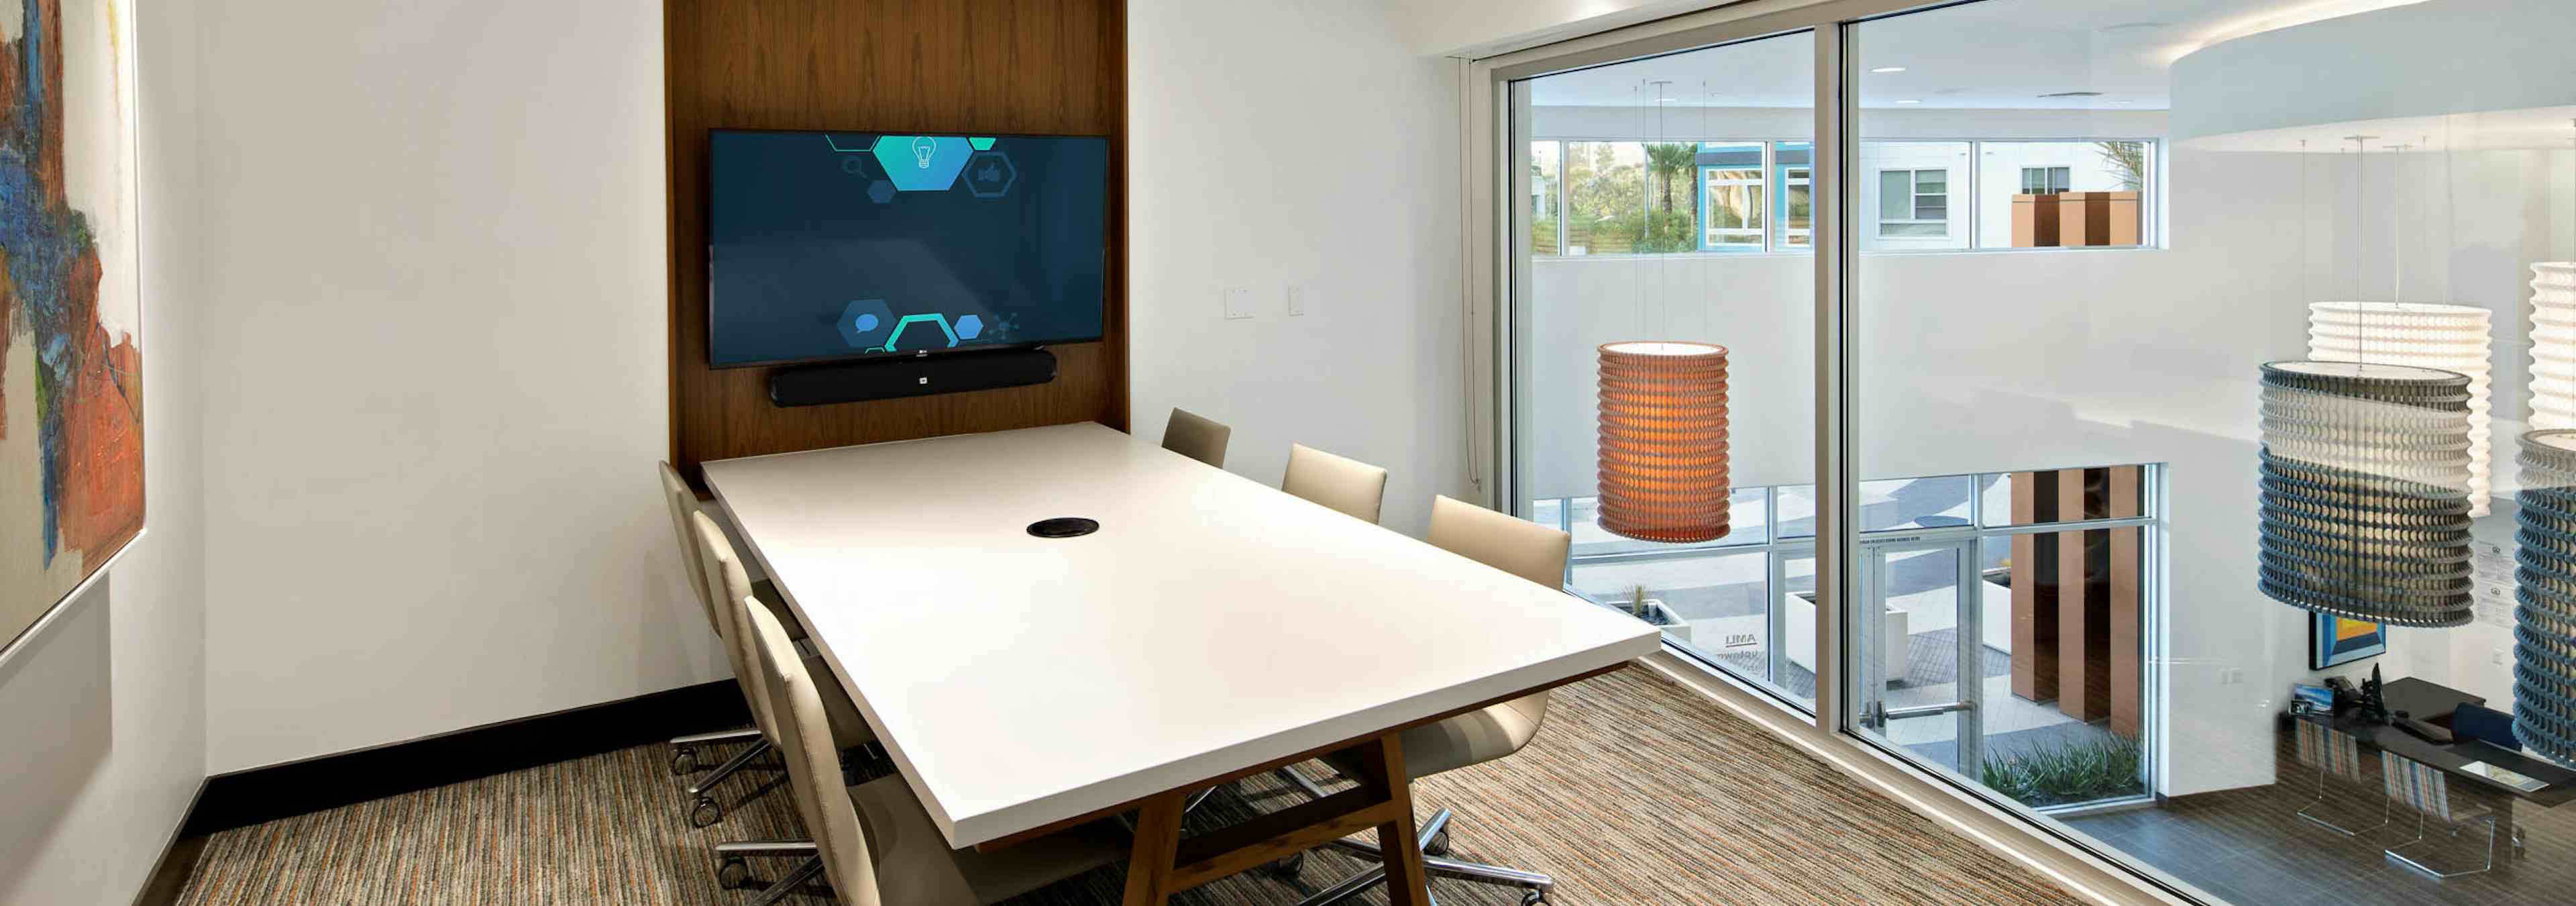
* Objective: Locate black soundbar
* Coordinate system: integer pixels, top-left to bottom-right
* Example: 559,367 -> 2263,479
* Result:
768,347 -> 1057,407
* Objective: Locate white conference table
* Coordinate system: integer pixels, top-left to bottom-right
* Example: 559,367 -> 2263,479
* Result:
703,421 -> 1658,905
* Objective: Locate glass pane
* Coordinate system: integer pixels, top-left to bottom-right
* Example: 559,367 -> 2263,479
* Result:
1567,487 -> 1768,557
1529,141 -> 1560,256
1843,1 -> 2550,903
1562,141 -> 1644,256
1976,532 -> 2147,808
1859,475 -> 1977,532
1977,140 -> 2151,249
1982,466 -> 2145,526
1515,31 -> 1815,713
1863,143 -> 1970,250
1878,169 -> 1911,219
1853,544 -> 1970,772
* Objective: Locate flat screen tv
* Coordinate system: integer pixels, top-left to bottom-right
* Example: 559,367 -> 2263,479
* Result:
706,129 -> 1110,368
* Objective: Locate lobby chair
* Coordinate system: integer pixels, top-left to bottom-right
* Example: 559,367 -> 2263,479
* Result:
1279,494 -> 1566,905
2290,719 -> 2386,836
2381,752 -> 2502,878
1283,444 -> 1389,523
731,599 -> 1126,906
683,512 -> 879,829
1161,407 -> 1231,467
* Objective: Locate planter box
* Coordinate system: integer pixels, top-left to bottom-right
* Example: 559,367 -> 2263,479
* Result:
1625,599 -> 1692,646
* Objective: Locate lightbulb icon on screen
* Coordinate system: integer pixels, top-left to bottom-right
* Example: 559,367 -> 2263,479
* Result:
910,136 -> 936,169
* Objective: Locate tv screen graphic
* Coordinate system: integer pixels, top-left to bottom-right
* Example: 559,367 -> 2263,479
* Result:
706,130 -> 1109,368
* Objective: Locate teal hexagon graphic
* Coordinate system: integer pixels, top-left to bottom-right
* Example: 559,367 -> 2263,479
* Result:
955,314 -> 984,340
836,299 -> 894,349
869,136 -> 973,192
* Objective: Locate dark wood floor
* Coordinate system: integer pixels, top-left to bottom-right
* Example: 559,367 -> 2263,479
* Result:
2062,724 -> 2572,906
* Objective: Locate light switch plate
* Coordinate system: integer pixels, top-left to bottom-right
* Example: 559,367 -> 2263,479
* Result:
1286,284 -> 1307,317
1223,286 -> 1254,320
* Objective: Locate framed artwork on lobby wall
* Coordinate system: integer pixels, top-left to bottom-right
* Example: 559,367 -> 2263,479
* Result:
0,0 -> 145,662
2311,613 -> 2387,670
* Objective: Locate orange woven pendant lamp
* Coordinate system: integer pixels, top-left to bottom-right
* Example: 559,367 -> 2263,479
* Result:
1597,341 -> 1731,543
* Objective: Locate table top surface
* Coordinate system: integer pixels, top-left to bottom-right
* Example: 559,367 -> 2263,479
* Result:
702,422 -> 1660,847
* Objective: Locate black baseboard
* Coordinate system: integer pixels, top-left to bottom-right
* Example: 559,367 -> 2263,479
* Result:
179,678 -> 751,840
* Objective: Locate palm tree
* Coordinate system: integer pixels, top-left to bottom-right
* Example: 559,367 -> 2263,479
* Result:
2093,141 -> 2147,191
1644,142 -> 1697,213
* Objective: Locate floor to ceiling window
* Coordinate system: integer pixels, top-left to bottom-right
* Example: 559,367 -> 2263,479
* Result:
1509,31 -> 1819,713
1497,1 -> 2576,904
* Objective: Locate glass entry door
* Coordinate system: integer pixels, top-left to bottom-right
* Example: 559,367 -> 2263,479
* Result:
1851,538 -> 1984,774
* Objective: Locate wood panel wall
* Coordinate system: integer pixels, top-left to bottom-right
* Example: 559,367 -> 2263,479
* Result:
663,0 -> 1129,481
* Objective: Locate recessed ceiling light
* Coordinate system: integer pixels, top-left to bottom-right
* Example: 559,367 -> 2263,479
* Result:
1870,66 -> 1907,73
1895,99 -> 1921,105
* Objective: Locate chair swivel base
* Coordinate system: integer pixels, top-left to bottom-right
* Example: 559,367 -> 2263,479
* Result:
668,726 -> 763,775
1282,807 -> 1553,905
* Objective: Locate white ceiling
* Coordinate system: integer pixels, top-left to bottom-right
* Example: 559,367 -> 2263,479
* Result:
1525,0 -> 2430,111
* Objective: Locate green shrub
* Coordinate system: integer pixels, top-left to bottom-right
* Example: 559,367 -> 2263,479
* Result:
1978,734 -> 2145,807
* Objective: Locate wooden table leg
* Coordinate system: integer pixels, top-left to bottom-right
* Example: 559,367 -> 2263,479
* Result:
1120,791 -> 1188,905
1351,732 -> 1432,906
1116,731 -> 1431,905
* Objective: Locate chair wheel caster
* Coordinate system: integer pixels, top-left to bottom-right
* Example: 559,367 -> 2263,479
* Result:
1265,851 -> 1305,878
671,746 -> 700,776
1521,891 -> 1549,905
688,795 -> 723,828
716,856 -> 750,889
1425,828 -> 1451,857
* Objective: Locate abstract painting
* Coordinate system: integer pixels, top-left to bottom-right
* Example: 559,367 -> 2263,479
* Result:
0,0 -> 142,656
2310,613 -> 2387,671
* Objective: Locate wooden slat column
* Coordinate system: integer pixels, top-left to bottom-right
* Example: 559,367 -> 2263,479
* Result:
2057,469 -> 2110,722
2009,472 -> 2059,702
2108,466 -> 2143,738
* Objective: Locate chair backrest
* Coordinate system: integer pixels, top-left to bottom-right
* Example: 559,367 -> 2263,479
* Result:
2383,752 -> 2458,820
659,462 -> 718,628
1161,408 -> 1231,468
694,511 -> 780,743
745,599 -> 883,906
1283,444 -> 1389,523
1425,494 -> 1569,732
2294,719 -> 2363,779
1428,495 -> 1571,589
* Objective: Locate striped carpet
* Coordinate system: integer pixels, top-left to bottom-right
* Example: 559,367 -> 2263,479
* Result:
176,667 -> 2086,905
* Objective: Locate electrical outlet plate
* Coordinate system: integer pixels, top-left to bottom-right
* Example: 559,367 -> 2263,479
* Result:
1222,287 -> 1254,320
1286,284 -> 1307,317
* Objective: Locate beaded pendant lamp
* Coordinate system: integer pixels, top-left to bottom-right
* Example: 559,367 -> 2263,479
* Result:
2257,360 -> 2475,627
1597,342 -> 1731,543
2515,430 -> 2576,764
2307,302 -> 2493,516
2534,263 -> 2576,429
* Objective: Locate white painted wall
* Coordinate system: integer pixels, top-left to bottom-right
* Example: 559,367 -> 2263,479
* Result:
195,0 -> 725,774
1129,0 -> 1470,537
0,1 -> 210,901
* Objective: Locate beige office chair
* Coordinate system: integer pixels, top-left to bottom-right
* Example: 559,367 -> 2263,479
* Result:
1283,444 -> 1389,523
1278,495 -> 1566,905
659,462 -> 806,776
684,511 -> 879,829
1161,408 -> 1232,467
732,599 -> 1126,905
